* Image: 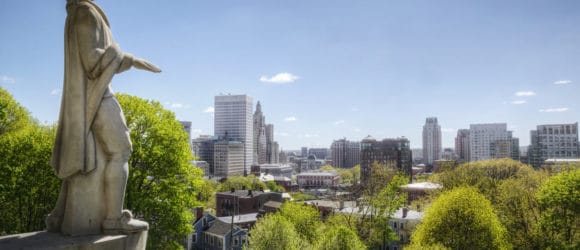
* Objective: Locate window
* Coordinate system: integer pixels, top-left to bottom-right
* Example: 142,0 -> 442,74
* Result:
234,236 -> 239,246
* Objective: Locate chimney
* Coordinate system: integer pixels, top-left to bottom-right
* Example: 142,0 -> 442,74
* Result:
402,207 -> 409,218
230,188 -> 235,193
195,207 -> 204,222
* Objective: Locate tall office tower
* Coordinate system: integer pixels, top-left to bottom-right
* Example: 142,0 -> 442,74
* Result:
253,101 -> 267,164
265,124 -> 278,163
180,121 -> 193,153
468,123 -> 512,162
361,136 -> 412,184
214,94 -> 253,173
455,129 -> 470,161
422,117 -> 442,165
330,138 -> 361,168
528,123 -> 579,168
309,148 -> 329,160
213,140 -> 244,177
301,147 -> 309,158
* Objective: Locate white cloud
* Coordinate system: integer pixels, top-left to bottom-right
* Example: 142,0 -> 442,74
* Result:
511,100 -> 527,105
284,116 -> 297,122
304,133 -> 319,138
515,91 -> 536,97
539,107 -> 569,113
0,75 -> 15,84
334,120 -> 345,126
553,80 -> 572,85
441,128 -> 456,133
260,73 -> 299,84
50,89 -> 61,95
203,106 -> 214,113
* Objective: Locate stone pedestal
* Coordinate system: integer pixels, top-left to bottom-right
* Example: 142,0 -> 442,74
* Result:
0,231 -> 147,250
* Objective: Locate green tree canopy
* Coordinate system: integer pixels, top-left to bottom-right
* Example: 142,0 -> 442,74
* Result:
217,175 -> 267,192
247,213 -> 308,250
0,86 -> 31,135
536,168 -> 580,249
411,187 -> 510,249
431,158 -> 534,203
0,125 -> 60,235
315,225 -> 366,250
117,94 -> 204,249
279,202 -> 322,245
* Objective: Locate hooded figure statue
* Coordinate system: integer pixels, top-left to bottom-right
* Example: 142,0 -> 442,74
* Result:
47,0 -> 160,235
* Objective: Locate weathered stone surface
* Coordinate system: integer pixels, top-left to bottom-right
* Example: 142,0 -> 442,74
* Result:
0,231 -> 147,250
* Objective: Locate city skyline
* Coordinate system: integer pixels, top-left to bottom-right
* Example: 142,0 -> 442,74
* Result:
2,1 -> 580,149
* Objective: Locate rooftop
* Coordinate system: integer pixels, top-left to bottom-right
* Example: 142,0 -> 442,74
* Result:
217,213 -> 258,224
297,171 -> 339,177
401,182 -> 442,190
391,208 -> 424,220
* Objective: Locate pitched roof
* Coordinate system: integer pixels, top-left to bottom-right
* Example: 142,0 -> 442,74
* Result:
205,219 -> 232,236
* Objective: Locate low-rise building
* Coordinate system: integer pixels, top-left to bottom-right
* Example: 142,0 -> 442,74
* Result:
189,212 -> 248,250
296,171 -> 340,189
389,208 -> 424,250
215,189 -> 283,217
400,182 -> 442,203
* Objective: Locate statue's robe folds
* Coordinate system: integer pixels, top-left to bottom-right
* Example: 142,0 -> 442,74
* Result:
51,0 -> 132,235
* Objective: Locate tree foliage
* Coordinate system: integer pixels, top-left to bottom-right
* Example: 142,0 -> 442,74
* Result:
431,158 -> 534,203
0,86 -> 30,135
279,202 -> 322,245
536,168 -> 580,249
411,187 -> 510,249
315,225 -> 366,250
117,94 -> 204,249
217,175 -> 267,192
247,213 -> 308,250
0,125 -> 60,235
495,171 -> 546,249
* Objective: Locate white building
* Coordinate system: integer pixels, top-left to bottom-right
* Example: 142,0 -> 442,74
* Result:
422,117 -> 442,165
529,123 -> 579,168
214,94 -> 254,173
213,140 -> 244,177
296,171 -> 340,189
468,123 -> 512,161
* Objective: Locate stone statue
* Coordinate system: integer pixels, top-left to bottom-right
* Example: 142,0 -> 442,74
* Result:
47,0 -> 160,235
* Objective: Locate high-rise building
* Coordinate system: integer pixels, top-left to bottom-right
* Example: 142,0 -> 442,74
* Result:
213,140 -> 244,177
422,117 -> 442,165
265,124 -> 279,164
253,101 -> 267,164
301,147 -> 309,158
361,136 -> 412,184
528,123 -> 579,168
180,121 -> 193,153
309,148 -> 330,160
455,129 -> 470,161
468,123 -> 512,162
214,94 -> 253,173
330,138 -> 361,168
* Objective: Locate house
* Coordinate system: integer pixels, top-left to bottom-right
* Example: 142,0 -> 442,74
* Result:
388,208 -> 424,250
188,212 -> 248,250
215,189 -> 284,216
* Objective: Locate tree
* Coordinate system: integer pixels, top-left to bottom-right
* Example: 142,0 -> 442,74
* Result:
495,172 -> 546,249
430,158 -> 534,203
247,213 -> 308,250
217,175 -> 267,192
117,94 -> 204,249
0,86 -> 30,135
315,225 -> 366,250
411,187 -> 510,249
536,168 -> 580,249
0,125 -> 60,235
279,202 -> 322,245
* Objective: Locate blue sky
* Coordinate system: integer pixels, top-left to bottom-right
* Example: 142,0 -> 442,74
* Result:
1,0 -> 579,149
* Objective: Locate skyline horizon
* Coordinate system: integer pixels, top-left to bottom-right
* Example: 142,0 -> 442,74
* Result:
2,1 -> 579,150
